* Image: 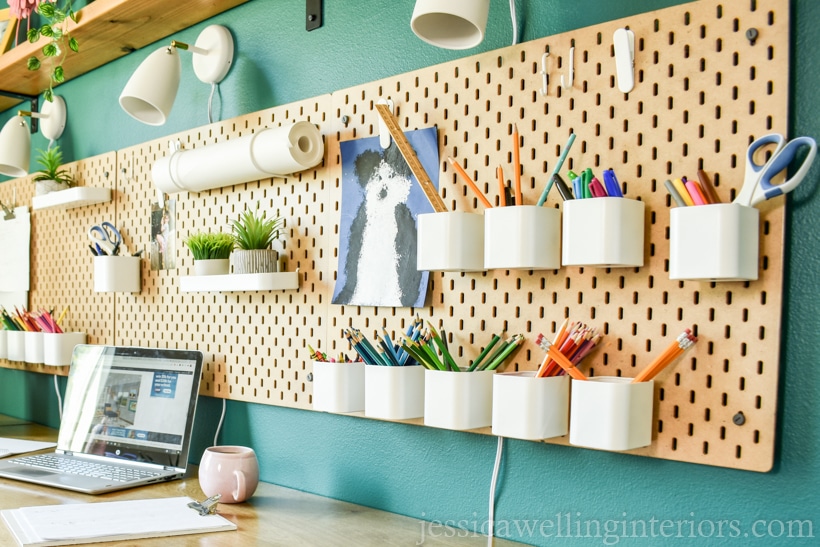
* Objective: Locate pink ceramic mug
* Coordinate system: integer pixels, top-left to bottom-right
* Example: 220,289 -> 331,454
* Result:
198,445 -> 259,503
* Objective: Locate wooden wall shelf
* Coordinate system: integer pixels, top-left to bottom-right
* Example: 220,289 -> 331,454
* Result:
0,0 -> 250,112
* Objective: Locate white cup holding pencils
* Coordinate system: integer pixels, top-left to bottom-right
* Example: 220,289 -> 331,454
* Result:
424,369 -> 494,430
312,360 -> 365,413
199,445 -> 259,503
669,203 -> 759,281
23,331 -> 45,364
365,364 -> 425,420
562,198 -> 645,268
0,330 -> 8,359
6,331 -> 25,362
491,372 -> 569,440
483,206 -> 560,270
43,332 -> 87,367
417,211 -> 485,272
569,376 -> 654,451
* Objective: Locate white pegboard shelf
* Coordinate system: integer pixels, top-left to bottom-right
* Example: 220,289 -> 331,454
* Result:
179,270 -> 300,293
32,187 -> 112,211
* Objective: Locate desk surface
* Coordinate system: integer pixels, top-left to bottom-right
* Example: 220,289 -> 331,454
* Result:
0,420 -> 520,546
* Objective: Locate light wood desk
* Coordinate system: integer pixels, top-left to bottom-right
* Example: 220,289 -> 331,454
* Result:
0,419 -> 521,546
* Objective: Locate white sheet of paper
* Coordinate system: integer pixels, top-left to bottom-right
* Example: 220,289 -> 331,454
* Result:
0,438 -> 57,458
1,496 -> 236,546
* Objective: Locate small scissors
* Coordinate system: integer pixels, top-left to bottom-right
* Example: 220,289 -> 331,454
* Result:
733,134 -> 817,208
88,221 -> 122,256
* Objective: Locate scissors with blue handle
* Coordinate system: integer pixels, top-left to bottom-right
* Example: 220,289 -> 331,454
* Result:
88,221 -> 122,256
733,134 -> 817,207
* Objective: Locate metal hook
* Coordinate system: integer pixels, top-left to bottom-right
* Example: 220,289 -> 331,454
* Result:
539,52 -> 550,96
561,46 -> 575,90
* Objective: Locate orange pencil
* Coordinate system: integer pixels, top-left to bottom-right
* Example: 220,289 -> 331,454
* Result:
512,124 -> 522,205
497,165 -> 506,206
448,158 -> 493,209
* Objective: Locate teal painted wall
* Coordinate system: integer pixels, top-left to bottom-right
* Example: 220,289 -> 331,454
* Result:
2,0 -> 819,544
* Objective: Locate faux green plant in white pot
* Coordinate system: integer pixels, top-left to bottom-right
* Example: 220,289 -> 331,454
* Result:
33,145 -> 74,195
185,232 -> 235,276
231,206 -> 285,274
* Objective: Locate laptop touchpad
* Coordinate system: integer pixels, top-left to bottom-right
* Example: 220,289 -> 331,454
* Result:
12,468 -> 58,477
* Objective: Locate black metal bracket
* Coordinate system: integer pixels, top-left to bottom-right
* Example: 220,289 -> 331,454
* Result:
0,90 -> 39,132
306,0 -> 323,31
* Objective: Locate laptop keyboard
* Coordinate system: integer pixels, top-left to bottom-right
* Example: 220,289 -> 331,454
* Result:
11,454 -> 162,483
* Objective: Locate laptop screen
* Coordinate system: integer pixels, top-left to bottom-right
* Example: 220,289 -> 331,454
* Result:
57,345 -> 204,470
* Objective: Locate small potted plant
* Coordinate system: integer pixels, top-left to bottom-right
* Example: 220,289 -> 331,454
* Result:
33,145 -> 74,195
184,232 -> 235,276
231,206 -> 285,274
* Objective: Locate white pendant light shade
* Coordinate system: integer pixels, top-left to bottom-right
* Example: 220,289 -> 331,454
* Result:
119,46 -> 182,126
0,116 -> 31,178
411,0 -> 490,50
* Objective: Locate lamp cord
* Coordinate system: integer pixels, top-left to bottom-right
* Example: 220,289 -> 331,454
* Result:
213,397 -> 226,446
509,0 -> 519,46
488,436 -> 504,546
53,375 -> 63,422
207,82 -> 218,124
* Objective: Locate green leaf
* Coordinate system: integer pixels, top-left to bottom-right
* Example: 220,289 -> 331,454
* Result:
27,57 -> 41,71
69,10 -> 78,23
43,43 -> 58,57
53,66 -> 65,83
38,3 -> 56,17
68,37 -> 79,53
27,28 -> 40,43
44,88 -> 54,103
40,25 -> 54,38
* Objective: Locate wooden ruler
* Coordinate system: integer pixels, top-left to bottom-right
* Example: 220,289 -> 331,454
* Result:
375,103 -> 448,212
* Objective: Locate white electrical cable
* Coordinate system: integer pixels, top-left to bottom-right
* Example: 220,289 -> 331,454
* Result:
213,397 -> 226,446
53,375 -> 63,421
487,436 -> 504,546
207,82 -> 218,124
509,0 -> 519,46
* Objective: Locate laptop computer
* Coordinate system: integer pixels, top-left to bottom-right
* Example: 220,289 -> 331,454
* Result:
0,345 -> 203,494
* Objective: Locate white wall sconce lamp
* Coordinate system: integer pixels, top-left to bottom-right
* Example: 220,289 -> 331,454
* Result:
410,0 -> 518,50
0,96 -> 67,178
119,24 -> 234,126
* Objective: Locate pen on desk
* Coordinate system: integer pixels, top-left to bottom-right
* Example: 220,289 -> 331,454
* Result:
512,124 -> 523,206
448,157 -> 493,208
664,179 -> 687,207
697,169 -> 722,203
536,132 -> 577,206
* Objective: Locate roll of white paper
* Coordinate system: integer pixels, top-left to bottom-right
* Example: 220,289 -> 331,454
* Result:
152,121 -> 324,194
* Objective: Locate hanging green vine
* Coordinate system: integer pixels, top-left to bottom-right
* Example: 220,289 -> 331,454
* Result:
25,1 -> 79,102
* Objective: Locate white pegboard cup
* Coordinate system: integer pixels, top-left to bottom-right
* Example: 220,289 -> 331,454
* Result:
669,203 -> 759,281
6,331 -> 25,362
312,361 -> 365,413
424,369 -> 494,430
491,372 -> 569,441
484,206 -> 561,270
43,332 -> 87,367
417,212 -> 485,272
24,331 -> 44,364
0,330 -> 7,359
569,377 -> 654,451
562,198 -> 645,268
94,256 -> 141,293
364,364 -> 425,420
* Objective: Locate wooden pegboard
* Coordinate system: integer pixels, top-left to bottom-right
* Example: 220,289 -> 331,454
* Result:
0,0 -> 788,471
324,0 -> 787,472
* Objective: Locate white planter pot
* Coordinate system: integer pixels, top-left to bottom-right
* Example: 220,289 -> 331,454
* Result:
194,258 -> 230,276
35,180 -> 70,195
